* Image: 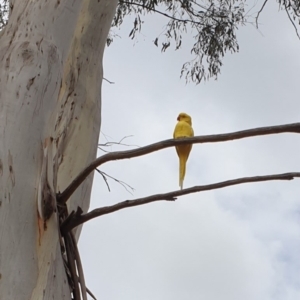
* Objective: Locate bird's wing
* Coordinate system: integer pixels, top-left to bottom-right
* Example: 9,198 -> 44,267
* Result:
173,121 -> 194,138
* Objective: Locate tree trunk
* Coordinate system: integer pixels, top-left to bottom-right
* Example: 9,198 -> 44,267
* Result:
0,1 -> 117,299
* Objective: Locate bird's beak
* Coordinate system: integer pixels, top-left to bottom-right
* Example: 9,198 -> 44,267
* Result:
177,116 -> 180,121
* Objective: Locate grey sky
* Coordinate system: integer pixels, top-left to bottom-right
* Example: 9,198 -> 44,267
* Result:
79,1 -> 300,299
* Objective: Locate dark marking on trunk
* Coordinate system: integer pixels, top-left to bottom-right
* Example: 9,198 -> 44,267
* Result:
8,151 -> 15,187
47,44 -> 58,75
26,76 -> 35,90
5,53 -> 11,69
21,41 -> 30,48
67,71 -> 75,98
36,38 -> 43,50
55,136 -> 60,148
55,115 -> 62,130
42,181 -> 55,223
21,42 -> 34,65
60,154 -> 64,165
9,29 -> 17,45
0,159 -> 3,176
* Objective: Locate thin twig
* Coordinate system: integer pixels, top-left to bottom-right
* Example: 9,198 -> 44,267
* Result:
56,122 -> 300,204
100,131 -> 113,143
85,287 -> 97,300
61,172 -> 300,232
103,77 -> 115,84
96,169 -> 111,192
284,4 -> 300,40
118,135 -> 134,144
98,135 -> 139,151
255,0 -> 269,28
120,0 -> 202,25
96,169 -> 134,194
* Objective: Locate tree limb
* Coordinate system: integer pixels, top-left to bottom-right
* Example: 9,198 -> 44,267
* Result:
57,122 -> 300,204
61,172 -> 300,232
64,233 -> 81,300
70,232 -> 87,300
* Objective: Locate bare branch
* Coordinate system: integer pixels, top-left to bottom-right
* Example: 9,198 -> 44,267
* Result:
70,232 -> 87,300
57,122 -> 300,204
61,172 -> 300,232
64,233 -> 81,299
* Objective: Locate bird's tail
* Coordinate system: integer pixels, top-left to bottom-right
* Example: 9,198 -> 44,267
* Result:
179,156 -> 187,190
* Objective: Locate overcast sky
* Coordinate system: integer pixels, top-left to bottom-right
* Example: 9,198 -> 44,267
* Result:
79,1 -> 300,299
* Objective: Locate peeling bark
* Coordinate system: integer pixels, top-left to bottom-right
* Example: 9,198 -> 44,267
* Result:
0,0 -> 118,299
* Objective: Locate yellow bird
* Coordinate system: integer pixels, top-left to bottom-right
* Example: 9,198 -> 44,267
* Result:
173,112 -> 194,189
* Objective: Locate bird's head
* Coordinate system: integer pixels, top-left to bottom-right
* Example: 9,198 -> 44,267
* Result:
177,112 -> 192,125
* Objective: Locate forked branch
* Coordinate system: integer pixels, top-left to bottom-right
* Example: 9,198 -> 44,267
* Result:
61,172 -> 300,233
56,122 -> 300,204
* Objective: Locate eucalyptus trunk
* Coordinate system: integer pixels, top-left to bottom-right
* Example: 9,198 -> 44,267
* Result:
0,1 -> 117,299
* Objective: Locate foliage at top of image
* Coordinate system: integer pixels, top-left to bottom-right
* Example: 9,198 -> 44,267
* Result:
112,0 -> 246,83
110,0 -> 300,83
0,0 -> 299,83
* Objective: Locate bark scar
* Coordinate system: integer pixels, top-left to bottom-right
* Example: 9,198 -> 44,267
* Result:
0,158 -> 3,176
8,151 -> 15,186
26,76 -> 36,90
37,137 -> 56,231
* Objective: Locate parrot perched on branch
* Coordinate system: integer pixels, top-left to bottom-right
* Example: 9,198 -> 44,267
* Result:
173,112 -> 194,189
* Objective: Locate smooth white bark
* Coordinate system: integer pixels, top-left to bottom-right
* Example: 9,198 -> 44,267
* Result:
0,0 -> 118,299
